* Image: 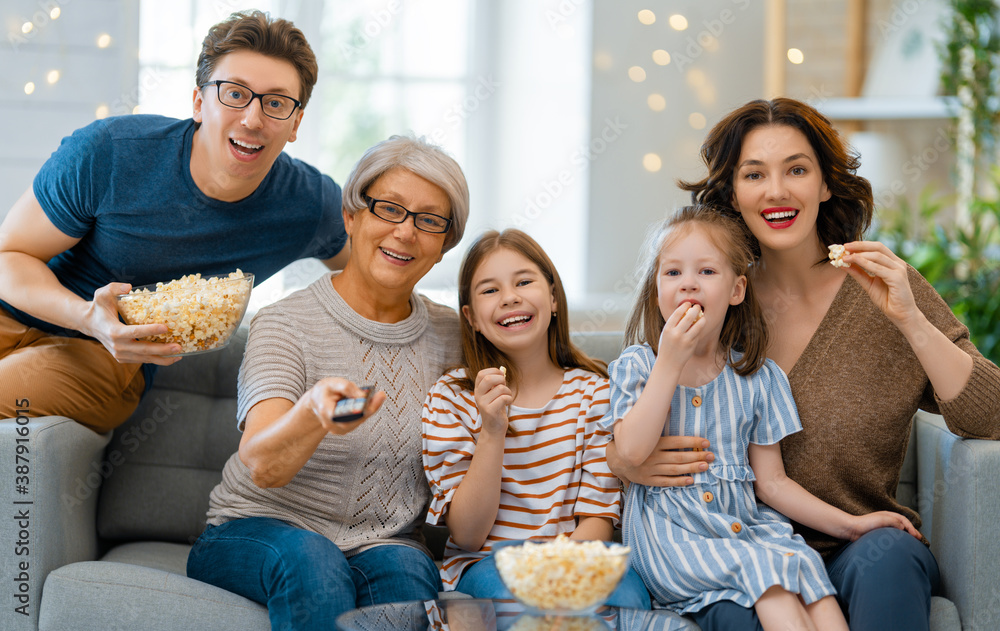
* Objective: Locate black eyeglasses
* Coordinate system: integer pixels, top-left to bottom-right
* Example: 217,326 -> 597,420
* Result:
364,195 -> 452,234
200,80 -> 302,120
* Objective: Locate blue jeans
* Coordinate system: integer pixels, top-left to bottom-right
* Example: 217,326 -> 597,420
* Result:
186,517 -> 441,631
687,527 -> 941,631
456,551 -> 652,610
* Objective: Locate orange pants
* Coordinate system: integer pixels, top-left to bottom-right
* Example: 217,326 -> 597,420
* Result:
0,307 -> 145,433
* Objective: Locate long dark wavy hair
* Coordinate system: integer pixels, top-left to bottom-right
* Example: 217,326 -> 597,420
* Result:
678,98 -> 874,257
623,206 -> 768,377
453,229 -> 608,394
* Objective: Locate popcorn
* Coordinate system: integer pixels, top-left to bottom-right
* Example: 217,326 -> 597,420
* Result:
500,366 -> 507,379
828,244 -> 850,268
495,535 -> 630,612
117,270 -> 253,355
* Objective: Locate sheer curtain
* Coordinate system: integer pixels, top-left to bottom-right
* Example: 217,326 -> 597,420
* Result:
138,0 -> 591,312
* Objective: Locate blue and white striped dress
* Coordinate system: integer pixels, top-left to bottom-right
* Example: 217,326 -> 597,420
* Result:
605,344 -> 836,615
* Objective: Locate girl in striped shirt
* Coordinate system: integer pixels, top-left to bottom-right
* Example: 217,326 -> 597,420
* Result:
606,206 -> 920,630
421,229 -> 650,609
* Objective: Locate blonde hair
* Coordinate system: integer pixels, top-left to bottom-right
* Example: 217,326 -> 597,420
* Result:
623,205 -> 768,376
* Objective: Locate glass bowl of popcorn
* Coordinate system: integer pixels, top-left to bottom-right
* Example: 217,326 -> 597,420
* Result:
116,270 -> 254,356
495,535 -> 630,616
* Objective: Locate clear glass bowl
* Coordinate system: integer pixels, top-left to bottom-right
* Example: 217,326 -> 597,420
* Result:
495,537 -> 630,616
116,272 -> 254,357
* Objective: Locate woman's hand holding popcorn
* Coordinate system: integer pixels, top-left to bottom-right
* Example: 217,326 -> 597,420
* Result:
839,241 -> 920,328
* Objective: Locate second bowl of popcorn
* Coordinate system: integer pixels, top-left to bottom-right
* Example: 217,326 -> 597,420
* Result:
116,270 -> 254,356
495,535 -> 630,615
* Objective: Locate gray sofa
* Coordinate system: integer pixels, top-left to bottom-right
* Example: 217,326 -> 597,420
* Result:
0,328 -> 995,631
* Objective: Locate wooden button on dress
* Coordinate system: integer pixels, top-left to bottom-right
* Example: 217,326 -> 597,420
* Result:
702,491 -> 714,503
731,522 -> 742,533
692,395 -> 702,407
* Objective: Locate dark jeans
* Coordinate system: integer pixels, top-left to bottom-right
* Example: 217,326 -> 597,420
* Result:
688,527 -> 941,631
186,517 -> 441,631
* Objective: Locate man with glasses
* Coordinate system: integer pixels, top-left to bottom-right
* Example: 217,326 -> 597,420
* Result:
0,10 -> 349,433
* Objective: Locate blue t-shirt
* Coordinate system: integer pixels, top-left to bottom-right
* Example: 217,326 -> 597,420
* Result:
3,114 -> 346,386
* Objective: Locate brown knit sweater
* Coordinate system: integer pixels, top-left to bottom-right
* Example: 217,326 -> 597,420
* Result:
781,266 -> 1000,558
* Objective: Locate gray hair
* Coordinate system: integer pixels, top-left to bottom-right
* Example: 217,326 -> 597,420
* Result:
343,134 -> 470,253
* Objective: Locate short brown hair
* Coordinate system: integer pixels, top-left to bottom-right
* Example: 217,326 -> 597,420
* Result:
196,10 -> 318,108
623,206 -> 767,377
678,98 -> 873,257
454,229 -> 608,395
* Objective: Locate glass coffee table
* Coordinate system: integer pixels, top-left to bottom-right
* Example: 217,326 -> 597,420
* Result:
335,598 -> 697,630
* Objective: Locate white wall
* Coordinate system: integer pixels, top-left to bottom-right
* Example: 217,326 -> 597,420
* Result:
0,0 -> 140,221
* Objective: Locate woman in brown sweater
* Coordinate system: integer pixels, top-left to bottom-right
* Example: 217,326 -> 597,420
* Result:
607,98 -> 1000,631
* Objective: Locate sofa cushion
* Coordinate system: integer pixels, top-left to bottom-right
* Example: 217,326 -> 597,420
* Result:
39,559 -> 268,631
96,328 -> 248,543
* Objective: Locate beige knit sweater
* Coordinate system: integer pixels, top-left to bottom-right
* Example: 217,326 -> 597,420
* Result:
780,267 -> 1000,558
205,273 -> 461,557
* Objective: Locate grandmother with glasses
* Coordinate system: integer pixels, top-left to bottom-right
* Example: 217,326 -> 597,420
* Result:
187,133 -> 471,630
0,10 -> 349,433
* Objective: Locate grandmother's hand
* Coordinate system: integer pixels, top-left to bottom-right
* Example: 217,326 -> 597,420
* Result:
840,241 -> 920,328
606,435 -> 714,487
301,378 -> 385,435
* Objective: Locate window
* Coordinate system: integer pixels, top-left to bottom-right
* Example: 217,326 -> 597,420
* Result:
139,1 -> 591,312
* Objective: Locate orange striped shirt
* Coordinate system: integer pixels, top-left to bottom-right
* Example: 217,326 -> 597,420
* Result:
421,367 -> 621,590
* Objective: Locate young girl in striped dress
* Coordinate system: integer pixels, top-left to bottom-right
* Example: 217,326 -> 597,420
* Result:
421,229 -> 649,609
606,206 -> 920,630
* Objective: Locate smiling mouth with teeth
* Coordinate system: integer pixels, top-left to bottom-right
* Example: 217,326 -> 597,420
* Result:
762,209 -> 798,223
499,315 -> 532,327
230,138 -> 264,155
380,247 -> 413,261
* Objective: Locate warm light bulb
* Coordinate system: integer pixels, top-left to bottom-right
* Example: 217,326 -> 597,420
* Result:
643,153 -> 662,172
637,10 -> 656,25
669,14 -> 688,31
97,33 -> 112,48
787,48 -> 805,64
46,70 -> 60,84
24,82 -> 36,95
593,51 -> 613,71
95,104 -> 110,119
22,22 -> 33,34
688,112 -> 707,130
652,49 -> 671,66
628,66 -> 647,82
647,94 -> 666,112
50,7 -> 61,19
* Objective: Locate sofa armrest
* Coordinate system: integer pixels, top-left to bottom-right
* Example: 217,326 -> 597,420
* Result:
0,415 -> 111,630
914,410 -> 1000,631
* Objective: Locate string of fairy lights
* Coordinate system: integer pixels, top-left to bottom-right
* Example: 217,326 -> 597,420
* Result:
619,8 -> 804,174
15,4 -> 117,119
